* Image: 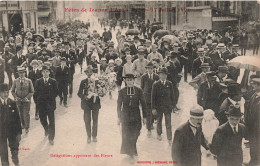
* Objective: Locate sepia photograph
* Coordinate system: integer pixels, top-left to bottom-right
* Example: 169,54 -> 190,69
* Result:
0,0 -> 260,166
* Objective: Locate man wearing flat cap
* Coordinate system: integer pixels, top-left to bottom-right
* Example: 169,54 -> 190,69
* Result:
197,71 -> 222,114
245,78 -> 260,166
210,105 -> 246,166
34,65 -> 58,145
151,67 -> 174,144
192,48 -> 214,78
78,65 -> 101,144
117,74 -> 147,164
11,66 -> 34,134
0,83 -> 22,166
172,105 -> 209,166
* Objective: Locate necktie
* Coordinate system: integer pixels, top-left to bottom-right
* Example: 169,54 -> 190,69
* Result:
44,79 -> 47,84
233,127 -> 237,134
34,69 -> 37,74
4,100 -> 7,105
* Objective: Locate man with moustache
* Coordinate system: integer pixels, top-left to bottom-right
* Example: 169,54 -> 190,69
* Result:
172,105 -> 209,166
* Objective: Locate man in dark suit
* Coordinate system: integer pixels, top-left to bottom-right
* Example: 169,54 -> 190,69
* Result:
172,106 -> 209,166
3,44 -> 14,87
197,71 -> 222,114
55,57 -> 70,107
178,41 -> 189,82
28,60 -> 42,120
209,43 -> 227,69
11,45 -> 26,78
77,65 -> 101,144
192,48 -> 215,78
165,52 -> 182,112
0,83 -> 22,166
151,67 -> 174,144
239,30 -> 248,56
141,62 -> 159,136
35,65 -> 58,145
62,42 -> 77,98
0,53 -> 5,84
210,105 -> 246,166
130,36 -> 140,56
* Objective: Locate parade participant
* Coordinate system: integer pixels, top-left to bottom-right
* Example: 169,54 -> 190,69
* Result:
130,36 -> 140,56
210,105 -> 246,166
0,83 -> 22,166
151,67 -> 174,144
217,83 -> 242,125
252,31 -> 260,55
147,44 -> 164,65
189,63 -> 211,89
99,58 -> 107,74
43,61 -> 55,78
78,65 -> 101,144
3,44 -> 14,87
141,62 -> 159,137
209,43 -> 227,68
102,28 -> 110,43
239,30 -> 248,56
11,45 -> 26,78
197,71 -> 222,114
76,45 -> 85,73
11,66 -> 34,134
39,43 -> 52,58
132,47 -> 149,87
55,57 -> 70,108
28,60 -> 42,120
165,52 -> 182,112
227,44 -> 240,81
25,46 -> 37,70
122,55 -> 133,77
216,66 -> 229,83
178,40 -> 189,82
192,48 -> 214,78
34,65 -> 58,145
117,74 -> 147,164
172,105 -> 209,166
244,78 -> 260,166
152,59 -> 160,74
0,53 -> 5,84
217,78 -> 236,107
52,49 -> 61,69
144,39 -> 152,57
114,58 -> 123,90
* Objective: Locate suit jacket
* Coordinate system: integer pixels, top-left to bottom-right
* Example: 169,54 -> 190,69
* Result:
0,58 -> 5,77
11,78 -> 34,101
192,57 -> 215,78
28,69 -> 42,86
0,98 -> 22,139
3,51 -> 14,72
209,52 -> 227,68
166,60 -> 182,86
130,44 -> 138,55
151,80 -> 174,110
172,121 -> 209,166
62,50 -> 77,74
197,81 -> 222,113
55,66 -> 70,84
35,78 -> 58,112
77,78 -> 101,110
11,54 -> 26,73
141,73 -> 159,104
210,122 -> 245,166
178,47 -> 189,64
217,98 -> 234,126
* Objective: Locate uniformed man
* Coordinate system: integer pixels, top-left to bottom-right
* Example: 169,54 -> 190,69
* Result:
117,74 -> 147,164
35,65 -> 58,145
0,83 -> 22,166
77,65 -> 101,144
55,57 -> 70,107
151,67 -> 174,144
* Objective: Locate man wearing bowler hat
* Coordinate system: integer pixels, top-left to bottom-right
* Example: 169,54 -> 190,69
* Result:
216,66 -> 229,83
11,66 -> 34,134
197,71 -> 222,114
34,65 -> 58,145
151,67 -> 174,144
0,83 -> 22,166
141,62 -> 159,136
210,105 -> 246,166
78,65 -> 101,144
217,82 -> 242,125
55,57 -> 70,107
192,48 -> 215,78
172,105 -> 209,166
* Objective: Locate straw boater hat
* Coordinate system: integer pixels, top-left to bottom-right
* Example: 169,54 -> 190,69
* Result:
108,59 -> 114,64
200,63 -> 210,68
190,105 -> 204,119
197,48 -> 204,53
122,74 -> 136,79
100,58 -> 106,61
216,43 -> 226,49
115,58 -> 122,64
17,66 -> 26,73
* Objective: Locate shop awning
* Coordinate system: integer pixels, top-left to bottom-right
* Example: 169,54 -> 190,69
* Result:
37,11 -> 50,18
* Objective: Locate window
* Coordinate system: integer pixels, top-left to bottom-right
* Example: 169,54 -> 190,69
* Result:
26,13 -> 31,29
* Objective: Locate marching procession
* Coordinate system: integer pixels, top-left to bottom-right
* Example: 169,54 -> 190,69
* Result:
0,4 -> 260,166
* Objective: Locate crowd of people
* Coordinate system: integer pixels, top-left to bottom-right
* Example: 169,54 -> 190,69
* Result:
0,16 -> 259,166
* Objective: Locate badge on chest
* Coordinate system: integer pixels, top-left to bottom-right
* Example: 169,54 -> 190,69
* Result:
127,87 -> 135,106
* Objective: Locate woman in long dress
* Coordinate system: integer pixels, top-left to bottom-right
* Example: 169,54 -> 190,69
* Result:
117,74 -> 147,164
